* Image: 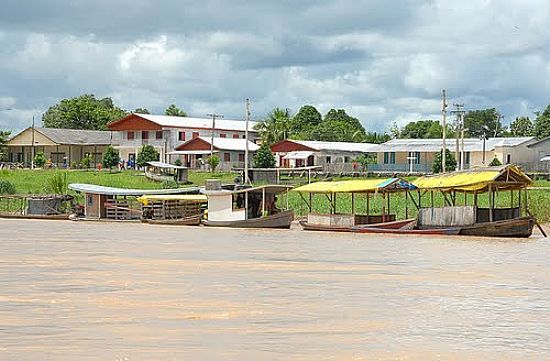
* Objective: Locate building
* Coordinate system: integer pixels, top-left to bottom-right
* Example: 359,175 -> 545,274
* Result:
270,139 -> 380,172
374,137 -> 538,173
527,136 -> 550,171
107,113 -> 259,164
6,127 -> 111,167
171,137 -> 259,171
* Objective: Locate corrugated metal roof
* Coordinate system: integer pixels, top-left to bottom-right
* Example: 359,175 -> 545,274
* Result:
199,137 -> 260,152
292,178 -> 417,194
377,137 -> 534,152
289,140 -> 380,153
68,183 -> 199,196
147,161 -> 187,169
133,114 -> 259,132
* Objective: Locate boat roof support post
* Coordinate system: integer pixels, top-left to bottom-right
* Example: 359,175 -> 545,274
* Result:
245,191 -> 249,220
298,192 -> 310,212
382,192 -> 386,223
262,187 -> 266,217
351,193 -> 355,215
387,192 -> 390,217
409,190 -> 420,210
405,190 -> 409,219
366,193 -> 370,219
488,185 -> 493,222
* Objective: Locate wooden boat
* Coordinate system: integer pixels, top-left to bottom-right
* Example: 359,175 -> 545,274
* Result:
145,161 -> 188,183
457,216 -> 535,238
0,213 -> 70,220
144,214 -> 202,226
353,219 -> 461,235
202,184 -> 294,229
293,178 -> 417,232
203,209 -> 294,229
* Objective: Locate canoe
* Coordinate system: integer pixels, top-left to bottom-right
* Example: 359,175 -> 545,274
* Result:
144,215 -> 202,226
300,218 -> 414,232
352,219 -> 461,235
0,213 -> 70,220
457,216 -> 535,238
202,210 -> 294,229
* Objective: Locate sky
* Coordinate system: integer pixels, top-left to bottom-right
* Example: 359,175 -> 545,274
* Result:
0,0 -> 549,133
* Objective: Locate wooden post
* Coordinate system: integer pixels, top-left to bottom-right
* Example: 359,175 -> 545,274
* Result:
430,190 -> 434,208
405,190 -> 409,219
333,193 -> 337,214
488,185 -> 493,222
382,192 -> 386,223
387,192 -> 390,219
366,193 -> 370,221
518,189 -> 522,216
261,187 -> 266,217
464,191 -> 467,206
309,193 -> 312,212
245,190 -> 249,220
351,193 -> 355,215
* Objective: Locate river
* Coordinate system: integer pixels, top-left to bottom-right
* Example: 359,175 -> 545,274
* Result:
0,219 -> 548,360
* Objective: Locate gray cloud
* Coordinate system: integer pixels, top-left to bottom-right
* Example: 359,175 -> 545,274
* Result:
0,0 -> 549,132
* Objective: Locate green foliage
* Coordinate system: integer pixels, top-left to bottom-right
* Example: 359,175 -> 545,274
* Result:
81,154 -> 93,169
253,143 -> 276,168
0,130 -> 11,161
489,157 -> 502,166
207,155 -> 220,172
42,94 -> 128,130
364,131 -> 390,144
134,108 -> 150,114
255,108 -> 291,144
432,149 -> 457,173
164,104 -> 187,117
137,145 -> 160,168
46,171 -> 68,194
33,152 -> 47,168
161,180 -> 178,189
173,158 -> 182,166
291,105 -> 322,139
102,145 -> 120,170
510,116 -> 534,137
0,180 -> 16,194
533,104 -> 550,139
464,108 -> 506,138
315,109 -> 366,142
399,120 -> 455,139
353,154 -> 376,171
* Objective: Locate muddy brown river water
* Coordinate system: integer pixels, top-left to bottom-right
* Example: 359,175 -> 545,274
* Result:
0,219 -> 548,360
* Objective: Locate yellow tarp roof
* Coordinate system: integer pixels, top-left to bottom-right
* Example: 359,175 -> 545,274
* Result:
137,194 -> 207,205
292,178 -> 416,194
413,165 -> 532,192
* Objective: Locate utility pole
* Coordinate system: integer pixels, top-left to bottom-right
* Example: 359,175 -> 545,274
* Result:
441,89 -> 447,172
31,115 -> 35,169
206,112 -> 223,172
244,99 -> 252,184
451,103 -> 465,171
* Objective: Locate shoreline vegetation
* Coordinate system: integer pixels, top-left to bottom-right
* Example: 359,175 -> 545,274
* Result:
1,168 -> 549,222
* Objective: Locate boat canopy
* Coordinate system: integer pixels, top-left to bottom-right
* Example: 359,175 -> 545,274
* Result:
202,184 -> 293,196
137,194 -> 207,205
292,178 -> 417,194
68,183 -> 199,196
413,165 -> 532,192
147,161 -> 187,170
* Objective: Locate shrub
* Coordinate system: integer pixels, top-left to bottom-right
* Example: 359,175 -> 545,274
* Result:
81,154 -> 93,169
489,157 -> 502,166
253,142 -> 276,168
161,180 -> 178,189
173,158 -> 182,167
0,180 -> 16,194
137,145 -> 159,168
432,149 -> 457,173
102,145 -> 120,170
207,155 -> 220,172
33,152 -> 47,168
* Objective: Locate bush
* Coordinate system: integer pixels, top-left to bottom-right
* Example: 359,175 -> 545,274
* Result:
489,157 -> 502,166
137,145 -> 160,168
46,171 -> 68,194
432,149 -> 457,173
207,155 -> 220,172
0,180 -> 16,194
161,180 -> 178,189
253,142 -> 276,168
173,158 -> 182,167
102,145 -> 120,170
33,152 -> 47,168
81,154 -> 93,169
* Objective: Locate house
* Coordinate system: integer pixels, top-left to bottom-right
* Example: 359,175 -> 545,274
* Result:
6,127 -> 112,167
374,137 -> 538,173
270,139 -> 380,172
171,137 -> 259,171
527,136 -> 550,171
107,113 -> 259,165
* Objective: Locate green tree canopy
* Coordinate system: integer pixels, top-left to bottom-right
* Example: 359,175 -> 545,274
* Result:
42,94 -> 128,130
164,104 -> 187,117
509,116 -> 534,137
102,145 -> 120,170
290,105 -> 322,139
136,145 -> 160,167
207,155 -> 220,172
432,149 -> 457,173
0,130 -> 11,161
364,131 -> 391,144
315,109 -> 367,142
253,142 -> 276,168
134,108 -> 150,114
463,108 -> 506,138
255,108 -> 291,144
398,120 -> 456,139
33,152 -> 47,168
533,104 -> 550,139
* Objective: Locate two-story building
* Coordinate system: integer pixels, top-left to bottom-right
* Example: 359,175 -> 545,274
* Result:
107,113 -> 259,165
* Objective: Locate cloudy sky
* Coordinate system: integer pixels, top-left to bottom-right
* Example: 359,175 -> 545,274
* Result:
0,0 -> 549,133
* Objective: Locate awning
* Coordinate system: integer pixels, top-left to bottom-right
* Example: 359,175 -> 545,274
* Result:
68,183 -> 200,196
541,155 -> 550,162
168,150 -> 219,155
137,194 -> 207,205
283,151 -> 314,160
292,178 -> 416,194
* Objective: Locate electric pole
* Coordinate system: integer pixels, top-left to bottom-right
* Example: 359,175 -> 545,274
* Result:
206,112 -> 223,172
451,103 -> 465,171
244,99 -> 251,184
441,89 -> 447,172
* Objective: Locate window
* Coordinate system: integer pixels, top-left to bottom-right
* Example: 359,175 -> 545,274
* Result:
506,154 -> 511,164
344,156 -> 350,163
325,156 -> 332,164
233,134 -> 240,139
192,132 -> 199,139
142,131 -> 149,140
242,134 -> 246,139
384,152 -> 396,164
465,151 -> 471,165
127,131 -> 134,140
224,152 -> 231,162
220,133 -> 227,138
155,131 -> 163,140
178,131 -> 186,141
408,151 -> 420,164
238,153 -> 245,162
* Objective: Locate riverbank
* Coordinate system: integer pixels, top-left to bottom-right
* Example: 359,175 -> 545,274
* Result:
1,218 -> 548,360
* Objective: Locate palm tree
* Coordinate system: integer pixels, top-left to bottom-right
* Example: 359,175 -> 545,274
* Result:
255,108 -> 291,144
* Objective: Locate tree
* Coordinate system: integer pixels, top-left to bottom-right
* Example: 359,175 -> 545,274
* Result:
255,108 -> 291,144
290,105 -> 322,139
463,108 -> 506,138
33,152 -> 47,168
0,130 -> 11,161
315,109 -> 367,142
364,131 -> 391,144
432,149 -> 457,173
509,116 -> 534,137
136,145 -> 160,168
164,104 -> 187,117
102,145 -> 120,170
253,142 -> 276,168
533,104 -> 550,139
134,108 -> 150,114
42,94 -> 128,130
207,155 -> 220,172
489,156 -> 502,166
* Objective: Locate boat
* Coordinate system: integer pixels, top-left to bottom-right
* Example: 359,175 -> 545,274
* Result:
137,194 -> 207,226
145,161 -> 189,183
144,214 -> 203,226
457,216 -> 535,238
293,178 -> 417,232
201,184 -> 294,229
0,194 -> 74,220
353,219 -> 461,235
